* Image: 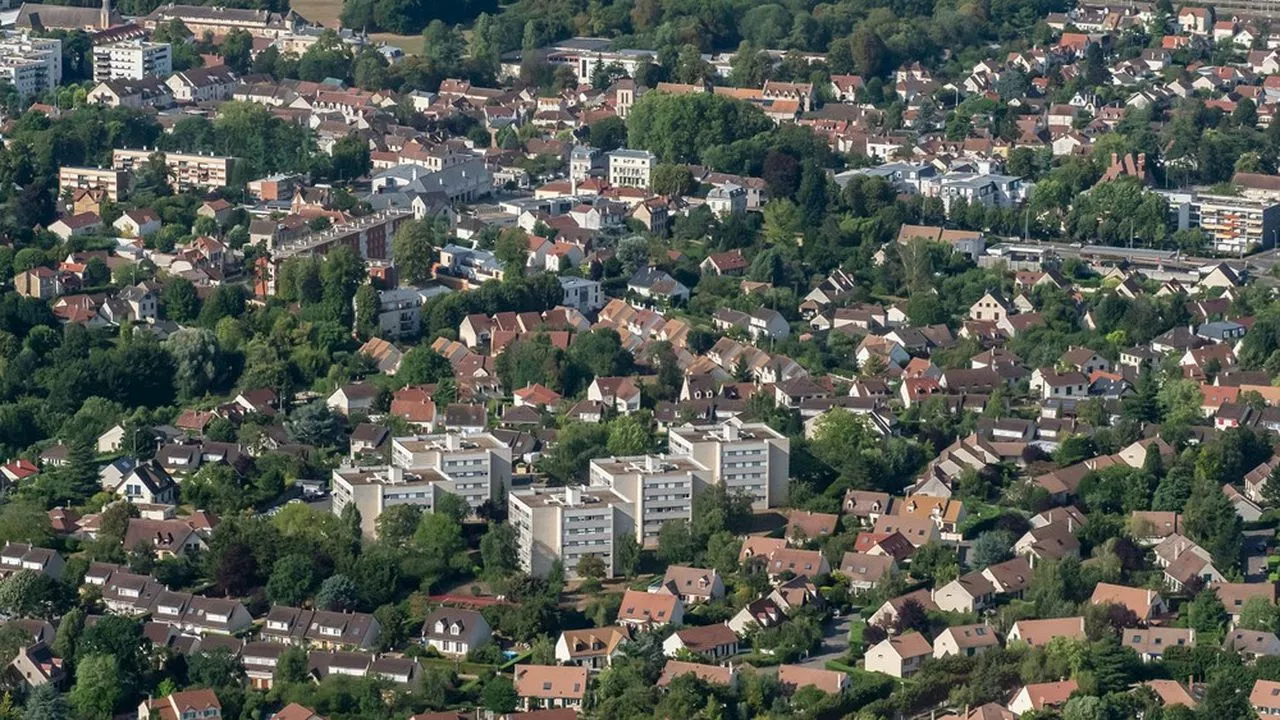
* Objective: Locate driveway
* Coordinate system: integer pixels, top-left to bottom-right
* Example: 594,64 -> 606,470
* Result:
801,614 -> 854,668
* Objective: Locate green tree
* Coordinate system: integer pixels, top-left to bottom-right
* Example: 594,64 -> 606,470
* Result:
0,571 -> 69,619
69,654 -> 121,720
220,29 -> 253,73
393,218 -> 443,285
267,554 -> 319,607
353,283 -> 378,340
314,574 -> 359,611
657,520 -> 695,564
651,163 -> 694,197
397,345 -> 453,385
480,522 -> 518,581
614,532 -> 641,578
1186,589 -> 1230,644
482,675 -> 518,713
22,684 -> 69,720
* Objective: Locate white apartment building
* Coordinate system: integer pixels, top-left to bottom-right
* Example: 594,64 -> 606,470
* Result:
667,419 -> 791,510
608,149 -> 655,189
509,485 -> 631,579
1158,190 -> 1280,255
93,40 -> 172,82
112,148 -> 234,191
558,276 -> 603,312
0,32 -> 61,98
588,454 -> 710,548
365,286 -> 423,339
390,432 -> 512,514
331,465 -> 450,537
59,166 -> 129,202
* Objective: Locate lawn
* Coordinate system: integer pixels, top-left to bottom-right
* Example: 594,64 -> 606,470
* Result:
289,0 -> 426,54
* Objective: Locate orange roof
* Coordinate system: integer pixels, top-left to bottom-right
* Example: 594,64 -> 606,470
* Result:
617,589 -> 679,624
1018,680 -> 1078,710
514,665 -> 587,700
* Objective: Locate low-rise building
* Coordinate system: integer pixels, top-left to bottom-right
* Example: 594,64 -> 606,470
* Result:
420,608 -> 490,657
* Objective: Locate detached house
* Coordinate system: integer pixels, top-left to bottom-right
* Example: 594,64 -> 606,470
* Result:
420,608 -> 491,657
653,565 -> 725,604
616,589 -> 683,629
514,665 -> 587,711
555,626 -> 628,670
865,632 -> 932,678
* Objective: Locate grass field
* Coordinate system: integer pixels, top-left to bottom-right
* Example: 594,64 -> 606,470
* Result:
289,0 -> 426,54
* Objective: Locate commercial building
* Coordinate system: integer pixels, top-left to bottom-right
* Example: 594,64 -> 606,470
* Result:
607,149 -> 655,189
1158,190 -> 1280,255
509,485 -> 631,579
92,40 -> 171,81
111,148 -> 234,192
667,419 -> 791,509
588,455 -> 710,547
58,166 -> 128,202
0,31 -> 62,98
390,432 -> 512,514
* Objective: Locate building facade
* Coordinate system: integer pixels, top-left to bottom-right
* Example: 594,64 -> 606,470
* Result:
92,40 -> 172,81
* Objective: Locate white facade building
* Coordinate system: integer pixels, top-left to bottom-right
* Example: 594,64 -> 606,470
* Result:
667,419 -> 791,510
390,432 -> 512,514
93,40 -> 172,82
608,149 -> 655,189
509,484 -> 631,579
0,31 -> 61,98
588,455 -> 709,548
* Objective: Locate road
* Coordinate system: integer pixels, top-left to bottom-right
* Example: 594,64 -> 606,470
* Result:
991,236 -> 1280,276
801,614 -> 854,669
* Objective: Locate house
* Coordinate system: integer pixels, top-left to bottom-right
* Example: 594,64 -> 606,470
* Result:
420,608 -> 491,658
49,212 -> 101,240
652,565 -> 725,604
1123,627 -> 1195,661
700,249 -> 748,275
932,572 -> 996,613
138,690 -> 221,720
627,266 -> 690,306
616,589 -> 683,629
968,292 -> 1011,322
109,460 -> 177,505
1007,617 -> 1086,648
1008,680 -> 1078,715
661,624 -> 739,660
1253,679 -> 1280,716
785,511 -> 839,544
514,383 -> 562,410
513,665 -> 587,711
657,660 -> 737,688
1144,680 -> 1197,709
776,665 -> 849,695
6,642 -> 64,689
837,552 -> 895,590
869,589 -> 938,628
260,606 -> 382,651
1214,582 -> 1276,622
1227,629 -> 1280,659
1089,582 -> 1165,623
326,383 -> 379,416
865,632 -> 932,678
932,623 -> 999,659
587,377 -> 641,414
555,626 -> 628,670
121,518 -> 207,559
